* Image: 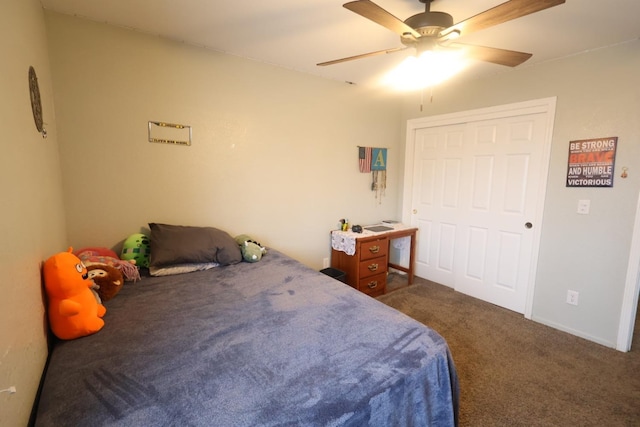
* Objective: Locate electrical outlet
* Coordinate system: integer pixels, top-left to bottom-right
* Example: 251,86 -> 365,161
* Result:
322,258 -> 330,269
566,290 -> 579,306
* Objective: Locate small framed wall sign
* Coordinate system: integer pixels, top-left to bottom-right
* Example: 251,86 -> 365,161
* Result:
566,137 -> 618,187
148,121 -> 191,146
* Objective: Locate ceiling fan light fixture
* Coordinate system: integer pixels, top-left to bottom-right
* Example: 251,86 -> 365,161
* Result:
323,0 -> 566,78
438,29 -> 461,44
404,11 -> 453,35
383,49 -> 466,91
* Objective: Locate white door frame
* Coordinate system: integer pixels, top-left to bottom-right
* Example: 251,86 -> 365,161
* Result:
402,97 -> 557,319
617,190 -> 640,351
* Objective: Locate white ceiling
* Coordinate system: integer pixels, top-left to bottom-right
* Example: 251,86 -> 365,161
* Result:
39,0 -> 640,89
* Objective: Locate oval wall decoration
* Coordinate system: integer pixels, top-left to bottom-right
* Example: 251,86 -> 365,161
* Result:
28,66 -> 44,135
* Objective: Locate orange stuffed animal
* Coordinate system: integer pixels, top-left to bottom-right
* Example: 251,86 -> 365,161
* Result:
43,248 -> 107,340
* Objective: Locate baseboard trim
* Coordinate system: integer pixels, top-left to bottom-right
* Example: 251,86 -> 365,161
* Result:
531,315 -> 618,350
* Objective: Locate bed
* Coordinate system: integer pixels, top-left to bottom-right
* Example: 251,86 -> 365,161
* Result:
34,224 -> 459,426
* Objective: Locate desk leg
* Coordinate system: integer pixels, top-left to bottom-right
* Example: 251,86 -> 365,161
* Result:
408,231 -> 416,285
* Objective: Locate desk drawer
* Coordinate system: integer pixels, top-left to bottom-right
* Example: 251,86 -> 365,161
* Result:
358,272 -> 386,297
358,255 -> 387,278
359,239 -> 388,261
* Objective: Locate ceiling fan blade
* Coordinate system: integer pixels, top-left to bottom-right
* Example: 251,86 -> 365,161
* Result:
344,0 -> 420,39
317,46 -> 408,66
450,43 -> 532,67
440,0 -> 565,39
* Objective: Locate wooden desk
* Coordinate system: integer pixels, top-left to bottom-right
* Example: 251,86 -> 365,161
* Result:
330,226 -> 417,297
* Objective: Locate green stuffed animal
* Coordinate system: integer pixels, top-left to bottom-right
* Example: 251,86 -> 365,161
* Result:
121,233 -> 151,268
235,234 -> 267,263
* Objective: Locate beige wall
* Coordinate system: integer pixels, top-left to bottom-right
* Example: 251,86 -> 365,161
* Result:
400,40 -> 640,347
45,12 -> 402,270
0,0 -> 68,425
3,3 -> 637,424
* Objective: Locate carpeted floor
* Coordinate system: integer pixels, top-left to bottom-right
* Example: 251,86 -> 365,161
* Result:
378,274 -> 640,426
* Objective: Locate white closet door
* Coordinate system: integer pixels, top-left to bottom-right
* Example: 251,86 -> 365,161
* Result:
409,109 -> 550,314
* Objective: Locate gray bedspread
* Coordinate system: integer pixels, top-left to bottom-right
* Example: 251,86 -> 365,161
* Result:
35,249 -> 458,426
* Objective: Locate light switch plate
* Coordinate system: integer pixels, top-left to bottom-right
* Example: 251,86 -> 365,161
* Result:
577,199 -> 590,215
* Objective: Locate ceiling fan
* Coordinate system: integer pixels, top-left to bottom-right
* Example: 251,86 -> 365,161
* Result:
318,0 -> 565,68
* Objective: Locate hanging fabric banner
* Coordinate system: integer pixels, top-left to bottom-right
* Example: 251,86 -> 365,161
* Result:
371,148 -> 387,171
371,148 -> 387,203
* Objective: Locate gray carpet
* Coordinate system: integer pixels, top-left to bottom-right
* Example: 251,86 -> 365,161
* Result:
378,275 -> 640,426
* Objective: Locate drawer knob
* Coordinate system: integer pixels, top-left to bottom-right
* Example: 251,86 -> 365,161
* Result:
367,281 -> 378,289
369,246 -> 380,254
367,263 -> 378,272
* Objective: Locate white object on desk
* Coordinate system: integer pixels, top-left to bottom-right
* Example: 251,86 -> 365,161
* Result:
331,223 -> 414,256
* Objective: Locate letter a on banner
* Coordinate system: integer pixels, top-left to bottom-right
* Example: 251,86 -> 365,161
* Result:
371,148 -> 387,171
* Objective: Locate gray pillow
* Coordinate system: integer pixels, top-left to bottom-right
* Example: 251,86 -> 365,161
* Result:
149,223 -> 242,267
